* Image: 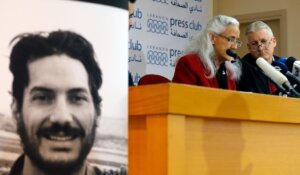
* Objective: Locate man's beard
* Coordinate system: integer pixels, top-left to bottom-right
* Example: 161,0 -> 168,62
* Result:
16,114 -> 97,174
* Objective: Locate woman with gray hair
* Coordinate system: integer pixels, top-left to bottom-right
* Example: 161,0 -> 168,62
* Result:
172,15 -> 242,90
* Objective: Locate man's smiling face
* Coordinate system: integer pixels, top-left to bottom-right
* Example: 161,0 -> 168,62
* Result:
17,54 -> 97,173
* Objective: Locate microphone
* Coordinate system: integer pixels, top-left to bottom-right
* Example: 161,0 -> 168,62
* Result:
278,56 -> 295,72
277,56 -> 300,77
284,57 -> 296,72
226,49 -> 238,62
256,57 -> 300,97
293,60 -> 300,77
226,49 -> 287,94
277,57 -> 288,63
226,49 -> 237,58
271,60 -> 300,86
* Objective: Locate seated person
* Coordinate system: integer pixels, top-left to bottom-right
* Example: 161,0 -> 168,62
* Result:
237,21 -> 281,94
172,15 -> 242,90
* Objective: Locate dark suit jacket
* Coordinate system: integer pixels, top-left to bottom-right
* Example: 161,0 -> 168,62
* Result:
237,53 -> 280,94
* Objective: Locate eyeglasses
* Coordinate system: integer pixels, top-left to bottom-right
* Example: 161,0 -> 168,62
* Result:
248,38 -> 272,51
217,34 -> 242,48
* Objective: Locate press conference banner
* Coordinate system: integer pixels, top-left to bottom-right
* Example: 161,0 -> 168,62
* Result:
129,0 -> 209,84
0,0 -> 128,173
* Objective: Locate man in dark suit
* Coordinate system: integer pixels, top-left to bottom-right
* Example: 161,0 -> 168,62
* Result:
237,21 -> 280,94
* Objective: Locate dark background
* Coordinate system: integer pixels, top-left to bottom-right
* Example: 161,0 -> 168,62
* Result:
76,0 -> 128,10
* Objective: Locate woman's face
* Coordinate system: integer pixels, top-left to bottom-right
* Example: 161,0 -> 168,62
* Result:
212,25 -> 241,63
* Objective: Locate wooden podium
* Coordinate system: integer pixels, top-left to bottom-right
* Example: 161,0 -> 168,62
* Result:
129,83 -> 300,175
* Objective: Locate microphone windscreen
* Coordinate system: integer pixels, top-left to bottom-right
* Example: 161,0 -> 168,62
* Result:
256,57 -> 288,85
277,57 -> 287,64
286,57 -> 297,72
271,60 -> 288,74
226,49 -> 237,58
292,60 -> 300,76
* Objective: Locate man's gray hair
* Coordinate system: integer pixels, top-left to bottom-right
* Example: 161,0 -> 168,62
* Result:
245,21 -> 274,37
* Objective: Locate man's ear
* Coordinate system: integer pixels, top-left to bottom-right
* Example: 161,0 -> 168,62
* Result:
272,36 -> 277,47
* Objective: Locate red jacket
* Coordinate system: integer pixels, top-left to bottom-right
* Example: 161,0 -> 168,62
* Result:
172,53 -> 236,90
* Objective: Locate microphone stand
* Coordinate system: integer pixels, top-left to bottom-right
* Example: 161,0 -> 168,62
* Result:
282,82 -> 300,98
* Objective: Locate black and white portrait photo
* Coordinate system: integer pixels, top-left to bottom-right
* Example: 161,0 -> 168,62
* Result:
0,0 -> 128,174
